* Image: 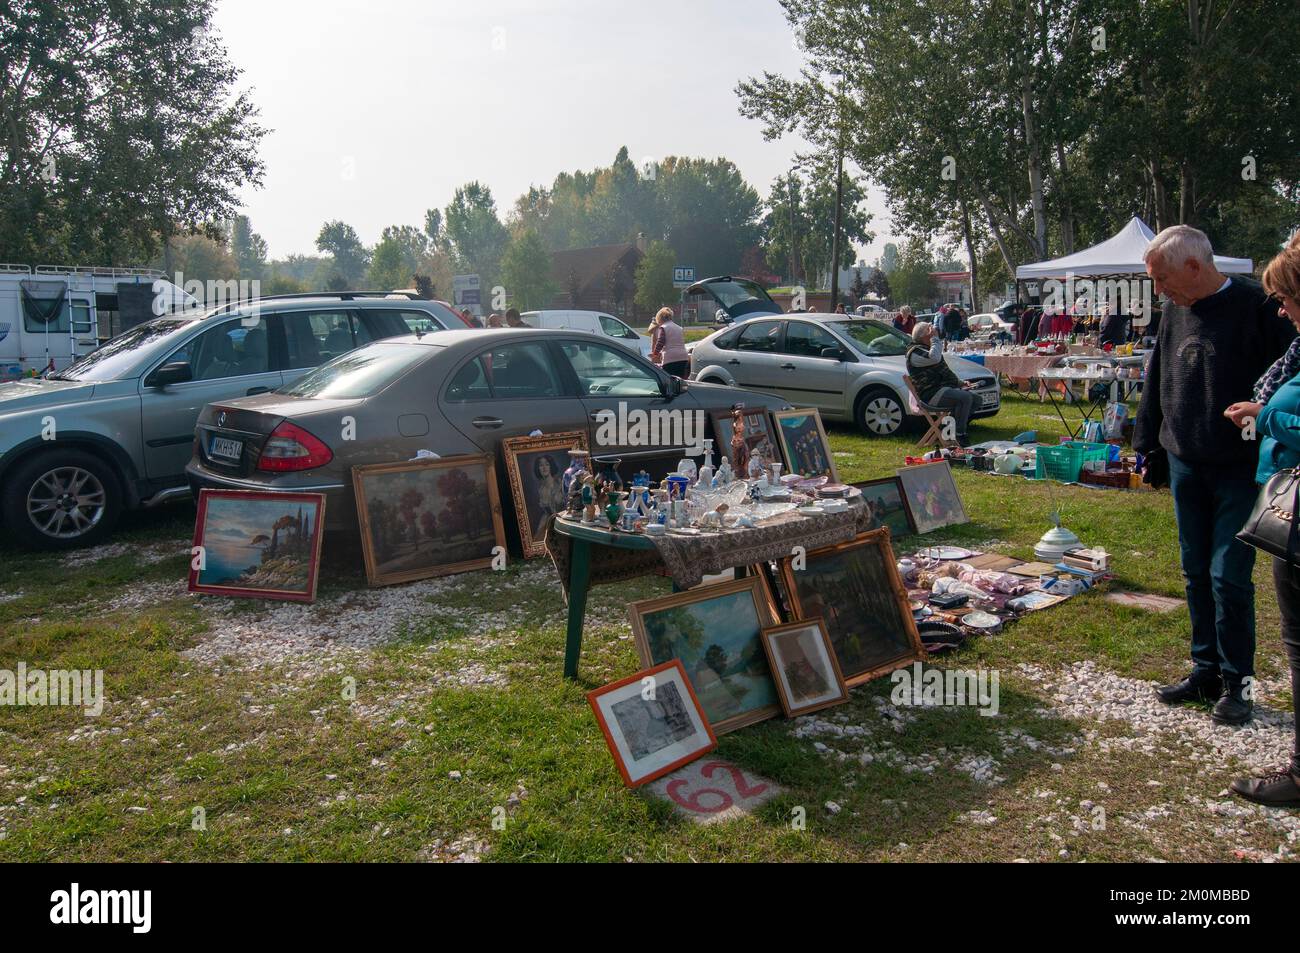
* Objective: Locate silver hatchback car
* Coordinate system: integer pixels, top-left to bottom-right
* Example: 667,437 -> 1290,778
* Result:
690,315 -> 1000,437
0,293 -> 462,549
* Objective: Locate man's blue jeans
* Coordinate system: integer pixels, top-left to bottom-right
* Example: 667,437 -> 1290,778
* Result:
1167,452 -> 1258,685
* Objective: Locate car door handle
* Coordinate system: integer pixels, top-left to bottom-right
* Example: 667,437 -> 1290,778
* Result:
589,411 -> 614,422
780,363 -> 796,370
472,416 -> 503,429
245,386 -> 272,395
727,358 -> 741,365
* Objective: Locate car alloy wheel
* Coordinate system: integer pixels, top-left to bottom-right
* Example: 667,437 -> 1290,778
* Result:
26,465 -> 108,539
860,393 -> 904,436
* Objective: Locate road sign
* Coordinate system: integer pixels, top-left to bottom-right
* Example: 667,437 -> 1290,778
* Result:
453,274 -> 481,314
672,266 -> 695,289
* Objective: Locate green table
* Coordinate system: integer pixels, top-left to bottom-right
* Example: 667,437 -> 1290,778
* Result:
549,516 -> 756,680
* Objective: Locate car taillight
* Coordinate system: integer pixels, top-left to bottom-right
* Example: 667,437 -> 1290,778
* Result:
257,422 -> 333,471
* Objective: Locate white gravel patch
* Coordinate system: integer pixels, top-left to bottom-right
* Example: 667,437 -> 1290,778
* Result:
1018,660 -> 1295,775
180,564 -> 554,672
63,541 -> 179,568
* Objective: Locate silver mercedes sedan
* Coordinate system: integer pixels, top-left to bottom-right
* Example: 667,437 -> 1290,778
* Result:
689,315 -> 1000,437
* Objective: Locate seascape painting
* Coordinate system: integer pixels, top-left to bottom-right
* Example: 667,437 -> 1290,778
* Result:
190,491 -> 325,601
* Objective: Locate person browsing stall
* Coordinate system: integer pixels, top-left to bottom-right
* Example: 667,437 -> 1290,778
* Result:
1222,233 -> 1300,807
905,322 -> 977,447
650,306 -> 689,378
1135,225 -> 1295,726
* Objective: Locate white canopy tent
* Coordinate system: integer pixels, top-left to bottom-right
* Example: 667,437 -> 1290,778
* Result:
1014,216 -> 1253,280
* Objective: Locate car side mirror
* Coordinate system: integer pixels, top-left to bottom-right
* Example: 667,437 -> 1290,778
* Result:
146,361 -> 192,387
821,347 -> 846,361
661,374 -> 683,398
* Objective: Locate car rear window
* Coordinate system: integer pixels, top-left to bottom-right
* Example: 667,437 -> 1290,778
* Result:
279,342 -> 434,399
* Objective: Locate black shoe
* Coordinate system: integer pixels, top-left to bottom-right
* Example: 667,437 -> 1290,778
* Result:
1230,769 -> 1300,807
957,435 -> 972,448
1155,672 -> 1222,705
1211,685 -> 1253,726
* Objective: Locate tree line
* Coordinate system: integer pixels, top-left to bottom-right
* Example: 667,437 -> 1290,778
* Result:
739,0 -> 1299,303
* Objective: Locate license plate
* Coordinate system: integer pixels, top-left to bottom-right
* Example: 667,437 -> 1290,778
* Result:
209,436 -> 243,461
980,391 -> 998,407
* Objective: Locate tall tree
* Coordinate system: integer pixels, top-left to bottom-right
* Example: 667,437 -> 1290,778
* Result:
634,240 -> 678,313
315,220 -> 369,287
0,0 -> 266,265
229,214 -> 267,278
498,227 -> 556,311
444,182 -> 509,287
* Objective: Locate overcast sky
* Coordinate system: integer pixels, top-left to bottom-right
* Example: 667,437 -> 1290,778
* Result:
213,0 -> 892,264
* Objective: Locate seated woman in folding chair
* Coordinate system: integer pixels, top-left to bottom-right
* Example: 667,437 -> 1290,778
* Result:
905,322 -> 977,448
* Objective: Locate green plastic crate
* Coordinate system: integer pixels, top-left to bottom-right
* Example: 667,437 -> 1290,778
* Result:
1034,441 -> 1110,482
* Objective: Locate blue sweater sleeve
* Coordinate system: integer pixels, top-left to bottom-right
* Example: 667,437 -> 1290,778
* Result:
1257,404 -> 1300,454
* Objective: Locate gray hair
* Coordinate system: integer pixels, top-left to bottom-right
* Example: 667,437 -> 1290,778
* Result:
912,322 -> 933,343
899,305 -> 914,315
1145,225 -> 1214,268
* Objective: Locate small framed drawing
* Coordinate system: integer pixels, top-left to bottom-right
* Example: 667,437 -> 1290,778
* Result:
895,460 -> 968,534
852,476 -> 916,538
772,408 -> 838,481
760,618 -> 849,717
778,528 -> 925,687
629,575 -> 781,734
710,406 -> 784,473
352,454 -> 506,586
502,430 -> 588,557
587,659 -> 717,788
189,489 -> 326,602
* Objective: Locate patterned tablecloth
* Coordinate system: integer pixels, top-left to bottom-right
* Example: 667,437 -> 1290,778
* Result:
979,353 -> 1065,381
546,501 -> 876,595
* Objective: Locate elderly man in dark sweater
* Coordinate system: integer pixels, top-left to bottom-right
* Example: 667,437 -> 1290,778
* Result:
1135,225 -> 1295,725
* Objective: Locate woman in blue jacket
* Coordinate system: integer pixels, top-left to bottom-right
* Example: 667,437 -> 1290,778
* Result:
1224,236 -> 1300,807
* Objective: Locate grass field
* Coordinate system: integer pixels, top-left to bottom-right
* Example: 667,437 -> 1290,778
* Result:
1,390 -> 1296,862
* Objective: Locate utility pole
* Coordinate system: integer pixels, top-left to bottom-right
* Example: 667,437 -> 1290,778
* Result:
828,71 -> 846,312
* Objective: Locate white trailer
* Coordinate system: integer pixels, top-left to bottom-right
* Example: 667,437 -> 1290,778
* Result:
0,264 -> 196,381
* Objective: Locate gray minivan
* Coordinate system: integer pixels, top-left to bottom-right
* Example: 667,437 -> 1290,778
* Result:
0,293 -> 456,549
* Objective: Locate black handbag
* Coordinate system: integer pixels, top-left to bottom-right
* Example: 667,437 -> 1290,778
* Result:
1236,466 -> 1300,566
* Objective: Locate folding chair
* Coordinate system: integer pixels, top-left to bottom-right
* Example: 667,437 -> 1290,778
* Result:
903,375 -> 958,449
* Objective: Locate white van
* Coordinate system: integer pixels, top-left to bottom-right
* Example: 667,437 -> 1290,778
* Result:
520,309 -> 652,358
0,265 -> 195,380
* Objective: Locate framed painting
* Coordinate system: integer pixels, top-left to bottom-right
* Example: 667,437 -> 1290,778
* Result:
852,476 -> 916,538
760,618 -> 849,717
895,461 -> 968,534
502,430 -> 587,558
710,406 -> 784,473
629,576 -> 781,734
352,454 -> 506,586
587,659 -> 717,787
772,408 -> 838,481
189,489 -> 326,602
778,528 -> 925,687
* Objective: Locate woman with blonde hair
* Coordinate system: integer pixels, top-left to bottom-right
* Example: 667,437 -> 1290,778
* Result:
649,306 -> 689,377
1224,231 -> 1300,807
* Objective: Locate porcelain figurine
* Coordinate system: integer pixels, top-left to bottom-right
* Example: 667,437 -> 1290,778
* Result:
730,408 -> 749,476
716,457 -> 734,485
697,439 -> 715,488
562,449 -> 591,498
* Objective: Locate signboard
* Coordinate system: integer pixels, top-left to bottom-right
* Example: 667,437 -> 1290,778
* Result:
453,274 -> 482,314
672,266 -> 695,289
